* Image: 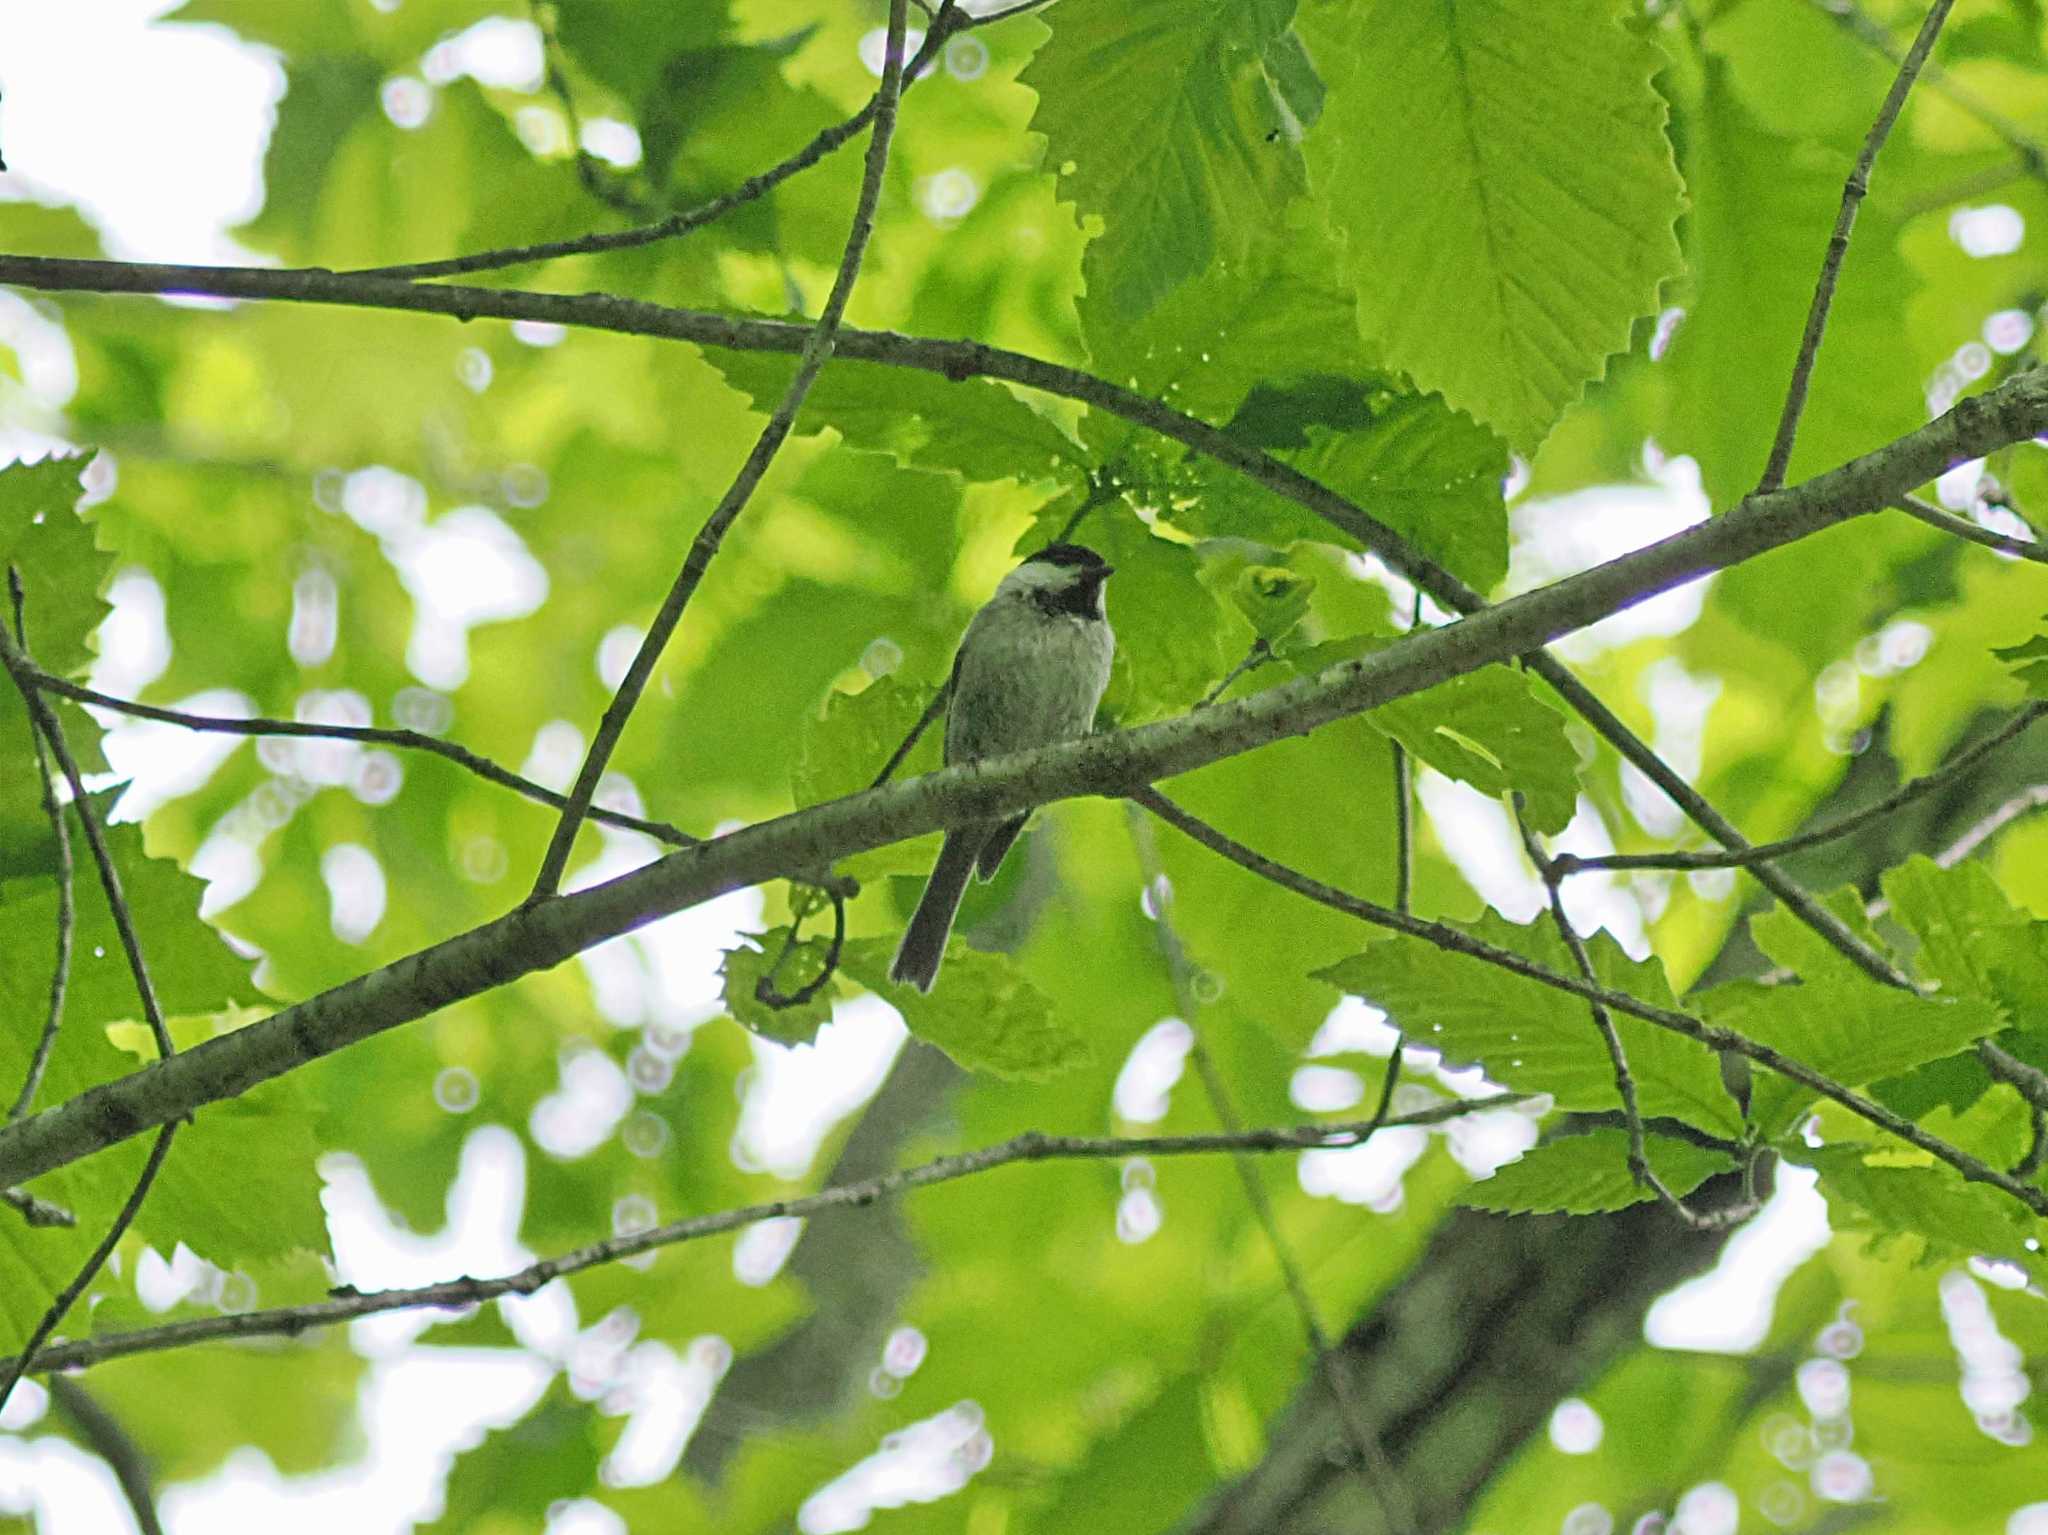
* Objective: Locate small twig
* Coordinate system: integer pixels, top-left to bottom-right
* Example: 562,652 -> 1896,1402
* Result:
527,0 -> 654,219
352,5 -> 976,283
1127,809 -> 1417,1535
0,590 -> 170,1062
6,573 -> 74,1121
1533,665 -> 1915,991
1815,0 -> 2048,205
1198,638 -> 1273,709
871,684 -> 948,790
1893,494 -> 2048,564
1758,0 -> 1957,493
1052,469 -> 1124,546
2,1187 -> 74,1227
24,667 -> 700,846
755,882 -> 848,1011
0,580 -> 182,1416
528,0 -> 921,899
1979,1040 -> 2048,1120
1554,703 -> 2048,874
1934,783 -> 2048,868
0,1097 -> 1521,1379
0,1125 -> 175,1412
48,1376 -> 164,1535
1516,808 -> 1755,1230
1131,786 -> 2048,1216
2016,1105 -> 2048,1180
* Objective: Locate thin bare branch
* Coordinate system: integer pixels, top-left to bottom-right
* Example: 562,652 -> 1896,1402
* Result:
2,1187 -> 74,1227
23,666 -> 701,848
48,1376 -> 165,1535
529,0 -> 920,898
1516,807 -> 1757,1231
0,1126 -> 175,1408
0,1098 -> 1521,1378
1894,493 -> 2048,564
1759,0 -> 1957,493
1,369 -> 2045,1196
1814,0 -> 2048,199
1936,783 -> 2048,868
1132,786 -> 2048,1217
1554,703 -> 2048,875
1128,807 -> 1416,1535
6,572 -> 73,1121
0,583 -> 181,1415
352,6 -> 979,283
1198,638 -> 1273,710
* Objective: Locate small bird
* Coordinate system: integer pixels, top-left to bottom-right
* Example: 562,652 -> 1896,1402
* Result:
890,542 -> 1116,992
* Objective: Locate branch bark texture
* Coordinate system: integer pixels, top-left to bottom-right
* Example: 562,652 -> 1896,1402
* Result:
0,367 -> 2041,1190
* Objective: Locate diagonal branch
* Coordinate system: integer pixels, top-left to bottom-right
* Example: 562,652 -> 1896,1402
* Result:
1,370 -> 2044,1194
1131,786 -> 2048,1217
1894,493 -> 2048,564
528,0 -> 920,898
1127,807 -> 1417,1535
1813,0 -> 2048,211
0,250 -> 1912,987
0,1098 -> 1520,1379
1554,702 -> 2048,874
24,666 -> 701,848
353,2 -> 986,283
1515,806 -> 1757,1231
0,596 -> 180,1414
1758,0 -> 1957,493
6,575 -> 74,1122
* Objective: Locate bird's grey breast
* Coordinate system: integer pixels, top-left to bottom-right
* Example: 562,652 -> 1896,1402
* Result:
946,600 -> 1113,764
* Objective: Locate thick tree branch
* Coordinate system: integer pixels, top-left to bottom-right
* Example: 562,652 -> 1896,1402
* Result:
0,370 -> 2043,1193
1,1099 -> 1518,1378
0,251 -> 2000,989
528,0 -> 918,897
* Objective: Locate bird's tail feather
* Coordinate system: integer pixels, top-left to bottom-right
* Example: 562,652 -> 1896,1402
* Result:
890,829 -> 983,992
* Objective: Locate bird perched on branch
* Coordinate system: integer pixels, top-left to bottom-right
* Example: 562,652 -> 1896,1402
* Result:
890,542 -> 1115,992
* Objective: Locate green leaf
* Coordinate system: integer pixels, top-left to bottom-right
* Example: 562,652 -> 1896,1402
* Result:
839,937 -> 1090,1080
1298,0 -> 1684,449
1365,664 -> 1579,835
1462,1129 -> 1735,1215
420,1381 -> 605,1535
722,929 -> 837,1046
710,351 -> 1082,488
1699,980 -> 2004,1138
1092,513 -> 1235,721
1661,74 -> 1923,507
1748,887 -> 1896,986
1230,565 -> 1314,644
1797,1147 -> 2038,1274
1883,854 -> 2048,1013
1993,631 -> 2048,696
792,674 -> 938,809
1313,913 -> 1739,1134
1082,204 -> 1369,435
1024,0 -> 1304,321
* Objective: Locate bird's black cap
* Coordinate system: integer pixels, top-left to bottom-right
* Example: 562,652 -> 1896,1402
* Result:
1027,542 -> 1110,572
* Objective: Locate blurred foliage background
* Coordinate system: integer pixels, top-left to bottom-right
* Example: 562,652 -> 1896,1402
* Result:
0,0 -> 2046,1531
